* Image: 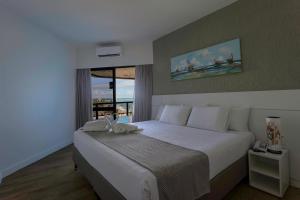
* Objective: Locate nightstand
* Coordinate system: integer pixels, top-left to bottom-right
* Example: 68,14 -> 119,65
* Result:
248,149 -> 289,197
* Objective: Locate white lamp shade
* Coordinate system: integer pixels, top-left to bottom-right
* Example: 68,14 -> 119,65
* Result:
266,116 -> 282,153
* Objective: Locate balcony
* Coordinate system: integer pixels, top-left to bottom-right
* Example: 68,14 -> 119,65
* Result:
93,101 -> 133,123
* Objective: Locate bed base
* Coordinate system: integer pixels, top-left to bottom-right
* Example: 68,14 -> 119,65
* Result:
73,147 -> 247,200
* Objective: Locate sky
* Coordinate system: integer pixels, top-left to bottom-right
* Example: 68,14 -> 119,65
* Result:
116,79 -> 135,99
91,77 -> 134,100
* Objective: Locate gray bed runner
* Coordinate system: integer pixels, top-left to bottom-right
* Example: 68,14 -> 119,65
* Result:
87,132 -> 210,200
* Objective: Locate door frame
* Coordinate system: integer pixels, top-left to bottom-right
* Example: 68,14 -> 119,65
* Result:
91,66 -> 135,119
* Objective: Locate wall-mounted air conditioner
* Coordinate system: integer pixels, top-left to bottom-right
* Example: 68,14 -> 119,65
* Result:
96,45 -> 122,58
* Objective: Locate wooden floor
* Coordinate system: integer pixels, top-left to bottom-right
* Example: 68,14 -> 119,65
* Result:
0,146 -> 299,200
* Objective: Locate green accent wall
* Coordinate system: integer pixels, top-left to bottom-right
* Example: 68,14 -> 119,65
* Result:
153,0 -> 300,95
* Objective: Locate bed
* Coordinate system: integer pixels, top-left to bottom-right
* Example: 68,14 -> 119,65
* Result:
73,120 -> 254,200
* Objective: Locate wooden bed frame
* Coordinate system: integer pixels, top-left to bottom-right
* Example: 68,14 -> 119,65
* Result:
73,147 -> 248,200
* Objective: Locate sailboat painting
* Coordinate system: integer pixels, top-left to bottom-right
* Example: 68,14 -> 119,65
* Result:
171,38 -> 242,80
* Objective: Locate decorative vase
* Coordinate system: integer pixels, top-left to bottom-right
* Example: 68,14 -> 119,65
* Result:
266,116 -> 282,154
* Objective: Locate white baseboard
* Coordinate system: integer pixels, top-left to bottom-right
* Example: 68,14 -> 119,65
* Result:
1,139 -> 72,179
291,178 -> 300,189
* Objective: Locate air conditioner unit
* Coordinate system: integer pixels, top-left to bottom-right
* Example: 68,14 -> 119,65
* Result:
96,45 -> 122,58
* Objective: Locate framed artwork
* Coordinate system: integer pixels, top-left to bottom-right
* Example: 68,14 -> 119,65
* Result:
170,38 -> 242,80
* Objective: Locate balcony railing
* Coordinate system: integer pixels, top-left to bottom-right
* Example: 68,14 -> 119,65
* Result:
93,101 -> 133,120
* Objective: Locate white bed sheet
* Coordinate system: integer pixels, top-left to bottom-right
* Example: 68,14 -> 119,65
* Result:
74,120 -> 255,200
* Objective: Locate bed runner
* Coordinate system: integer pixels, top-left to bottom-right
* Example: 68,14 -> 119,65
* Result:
87,132 -> 210,200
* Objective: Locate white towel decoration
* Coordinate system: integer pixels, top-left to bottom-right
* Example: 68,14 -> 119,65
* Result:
112,123 -> 142,134
80,115 -> 142,134
80,119 -> 109,132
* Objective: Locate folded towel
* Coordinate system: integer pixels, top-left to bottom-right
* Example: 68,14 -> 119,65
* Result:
80,119 -> 109,132
112,123 -> 142,134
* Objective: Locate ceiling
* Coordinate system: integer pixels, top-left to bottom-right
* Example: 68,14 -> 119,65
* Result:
0,0 -> 237,44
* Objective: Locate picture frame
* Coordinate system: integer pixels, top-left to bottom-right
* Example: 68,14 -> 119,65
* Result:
170,38 -> 242,80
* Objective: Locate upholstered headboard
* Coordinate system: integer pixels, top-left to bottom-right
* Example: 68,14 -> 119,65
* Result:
152,89 -> 300,188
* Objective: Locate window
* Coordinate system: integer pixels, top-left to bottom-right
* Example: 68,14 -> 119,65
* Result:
91,67 -> 135,123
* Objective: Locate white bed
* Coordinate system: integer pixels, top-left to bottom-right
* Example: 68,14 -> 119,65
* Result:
74,120 -> 255,200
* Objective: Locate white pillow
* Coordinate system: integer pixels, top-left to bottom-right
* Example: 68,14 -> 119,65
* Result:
229,107 -> 250,131
187,106 -> 230,132
155,105 -> 165,120
159,105 -> 191,126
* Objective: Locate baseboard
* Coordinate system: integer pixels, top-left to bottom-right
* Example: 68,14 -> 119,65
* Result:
291,178 -> 300,189
1,139 -> 72,179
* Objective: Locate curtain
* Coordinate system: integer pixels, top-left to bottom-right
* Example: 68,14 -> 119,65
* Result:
132,65 -> 153,122
76,69 -> 92,129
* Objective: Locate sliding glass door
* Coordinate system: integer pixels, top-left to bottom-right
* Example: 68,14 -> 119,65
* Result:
91,67 -> 135,123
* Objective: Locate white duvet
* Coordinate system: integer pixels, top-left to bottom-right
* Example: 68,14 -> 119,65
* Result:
74,120 -> 255,200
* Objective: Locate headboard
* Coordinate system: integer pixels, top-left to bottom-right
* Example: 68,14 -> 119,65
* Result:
152,89 -> 300,188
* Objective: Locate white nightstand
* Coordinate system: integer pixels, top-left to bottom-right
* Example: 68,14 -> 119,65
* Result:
248,149 -> 289,197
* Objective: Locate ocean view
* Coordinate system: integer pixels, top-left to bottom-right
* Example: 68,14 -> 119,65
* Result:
92,77 -> 135,123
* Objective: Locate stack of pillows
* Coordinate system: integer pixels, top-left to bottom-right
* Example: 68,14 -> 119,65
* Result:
156,105 -> 250,132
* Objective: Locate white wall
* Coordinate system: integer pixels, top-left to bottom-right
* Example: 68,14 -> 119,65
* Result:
76,41 -> 153,68
0,5 -> 76,180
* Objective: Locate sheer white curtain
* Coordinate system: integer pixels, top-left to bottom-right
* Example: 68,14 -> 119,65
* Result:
76,69 -> 92,129
132,65 -> 153,122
